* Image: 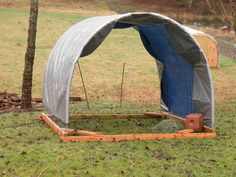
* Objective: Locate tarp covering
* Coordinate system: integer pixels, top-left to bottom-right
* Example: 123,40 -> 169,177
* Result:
43,12 -> 214,127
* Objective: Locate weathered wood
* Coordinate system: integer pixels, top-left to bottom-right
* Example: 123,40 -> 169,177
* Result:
61,128 -> 103,136
144,112 -> 165,118
177,129 -> 194,134
194,35 -> 218,68
38,113 -> 216,142
39,113 -> 65,136
70,113 -> 164,120
33,96 -> 82,103
145,112 -> 186,124
60,132 -> 216,142
161,112 -> 186,123
69,96 -> 82,102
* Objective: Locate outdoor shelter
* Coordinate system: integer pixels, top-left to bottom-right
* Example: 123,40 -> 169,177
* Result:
41,12 -> 216,141
183,26 -> 218,68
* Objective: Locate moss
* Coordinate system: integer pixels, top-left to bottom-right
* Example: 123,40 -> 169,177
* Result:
152,119 -> 185,133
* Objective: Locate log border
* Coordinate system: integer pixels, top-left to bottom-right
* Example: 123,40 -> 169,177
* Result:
37,112 -> 216,142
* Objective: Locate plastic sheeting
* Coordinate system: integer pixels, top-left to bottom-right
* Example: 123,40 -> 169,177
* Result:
43,12 -> 214,127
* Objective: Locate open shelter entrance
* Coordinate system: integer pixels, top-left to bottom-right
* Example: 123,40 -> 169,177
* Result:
69,27 -> 161,116
39,12 -> 216,141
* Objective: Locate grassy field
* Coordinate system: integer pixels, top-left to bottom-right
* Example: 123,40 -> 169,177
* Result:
0,7 -> 236,101
0,0 -> 112,15
0,99 -> 236,177
0,3 -> 236,177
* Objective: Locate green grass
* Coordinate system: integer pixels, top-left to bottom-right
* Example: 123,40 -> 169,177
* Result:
0,99 -> 236,177
0,7 -> 88,97
0,7 -> 159,100
68,100 -> 160,134
211,55 -> 236,100
0,6 -> 236,177
0,0 -> 111,14
1,7 -> 235,101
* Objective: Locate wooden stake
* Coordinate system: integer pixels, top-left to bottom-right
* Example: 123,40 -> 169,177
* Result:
77,62 -> 90,110
120,63 -> 126,107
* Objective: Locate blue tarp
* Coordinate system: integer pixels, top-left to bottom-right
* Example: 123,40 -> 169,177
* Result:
138,24 -> 196,117
115,23 -> 196,118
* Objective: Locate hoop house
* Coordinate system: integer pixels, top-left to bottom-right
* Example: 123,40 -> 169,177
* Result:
43,12 -> 214,128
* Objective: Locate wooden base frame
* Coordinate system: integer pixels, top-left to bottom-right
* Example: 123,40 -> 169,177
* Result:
37,112 -> 216,142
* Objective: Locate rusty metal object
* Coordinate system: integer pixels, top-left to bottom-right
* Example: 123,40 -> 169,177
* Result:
185,113 -> 204,132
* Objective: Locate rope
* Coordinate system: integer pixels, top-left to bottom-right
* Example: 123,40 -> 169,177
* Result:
37,155 -> 64,177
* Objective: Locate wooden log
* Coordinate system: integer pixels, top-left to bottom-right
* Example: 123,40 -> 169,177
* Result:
60,131 -> 216,142
144,112 -> 165,118
70,113 -> 164,120
61,128 -> 103,136
177,129 -> 194,133
39,113 -> 65,136
33,96 -> 82,103
161,112 -> 186,123
69,96 -> 82,102
33,98 -> 42,103
38,112 -> 216,142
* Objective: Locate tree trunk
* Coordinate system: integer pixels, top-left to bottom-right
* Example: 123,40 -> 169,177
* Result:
187,0 -> 193,9
21,0 -> 38,109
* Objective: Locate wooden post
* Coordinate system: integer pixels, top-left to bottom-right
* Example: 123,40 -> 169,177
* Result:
120,63 -> 126,107
77,62 -> 90,110
234,44 -> 236,60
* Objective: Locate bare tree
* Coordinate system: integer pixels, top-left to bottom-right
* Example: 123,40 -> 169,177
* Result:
205,0 -> 218,14
21,0 -> 38,109
181,0 -> 194,8
206,0 -> 236,40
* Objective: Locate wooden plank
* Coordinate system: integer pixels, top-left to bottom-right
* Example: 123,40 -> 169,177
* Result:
60,131 -> 216,142
203,126 -> 215,133
194,35 -> 218,68
177,129 -> 194,133
33,96 -> 82,103
146,112 -> 186,123
61,128 -> 103,136
39,113 -> 65,136
144,112 -> 165,118
70,113 -> 164,120
39,114 -> 104,136
161,112 -> 186,123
